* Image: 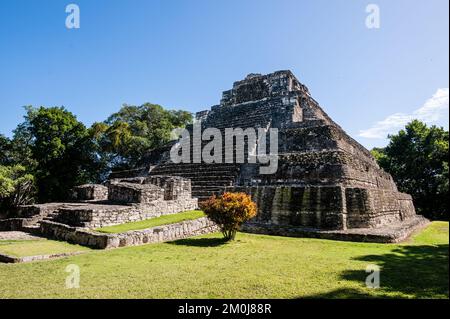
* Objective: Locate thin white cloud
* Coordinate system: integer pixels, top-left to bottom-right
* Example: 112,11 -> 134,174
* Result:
359,88 -> 449,139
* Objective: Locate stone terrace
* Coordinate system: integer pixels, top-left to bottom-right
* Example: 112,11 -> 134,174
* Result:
0,176 -> 200,235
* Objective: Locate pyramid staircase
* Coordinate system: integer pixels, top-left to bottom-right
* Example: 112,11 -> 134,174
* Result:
149,163 -> 241,201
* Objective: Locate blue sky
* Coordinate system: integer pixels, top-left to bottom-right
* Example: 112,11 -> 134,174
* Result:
0,0 -> 448,149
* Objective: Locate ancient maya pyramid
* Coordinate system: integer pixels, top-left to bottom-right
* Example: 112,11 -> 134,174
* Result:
116,70 -> 426,242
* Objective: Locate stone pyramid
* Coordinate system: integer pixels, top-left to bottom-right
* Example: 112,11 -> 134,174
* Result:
132,70 -> 426,242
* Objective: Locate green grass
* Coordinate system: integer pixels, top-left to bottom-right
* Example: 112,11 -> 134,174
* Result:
407,221 -> 449,245
95,210 -> 206,234
0,239 -> 91,257
0,222 -> 447,299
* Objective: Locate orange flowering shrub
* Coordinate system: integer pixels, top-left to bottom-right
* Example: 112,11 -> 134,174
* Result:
200,192 -> 257,241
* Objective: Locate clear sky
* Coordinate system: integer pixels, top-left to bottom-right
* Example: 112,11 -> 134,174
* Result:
0,0 -> 448,149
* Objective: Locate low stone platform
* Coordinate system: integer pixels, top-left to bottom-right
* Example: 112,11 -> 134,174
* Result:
0,251 -> 86,264
1,177 -> 198,234
40,217 -> 219,249
0,231 -> 43,241
52,200 -> 199,228
241,215 -> 429,243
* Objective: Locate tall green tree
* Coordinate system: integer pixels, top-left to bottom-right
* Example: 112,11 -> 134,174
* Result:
94,103 -> 192,170
0,134 -> 11,165
0,165 -> 35,214
21,106 -> 101,202
8,106 -> 39,170
372,120 -> 449,220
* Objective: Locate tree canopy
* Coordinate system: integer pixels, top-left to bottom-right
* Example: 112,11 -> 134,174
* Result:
372,120 -> 449,220
92,103 -> 192,170
23,106 -> 100,202
0,164 -> 35,212
0,134 -> 11,165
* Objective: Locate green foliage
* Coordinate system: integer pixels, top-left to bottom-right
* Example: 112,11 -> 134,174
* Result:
0,134 -> 11,165
0,165 -> 35,211
370,147 -> 387,163
373,120 -> 449,220
201,192 -> 257,241
9,106 -> 39,170
92,103 -> 192,170
20,106 -> 101,202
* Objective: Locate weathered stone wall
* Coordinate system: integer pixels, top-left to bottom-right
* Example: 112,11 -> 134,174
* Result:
0,218 -> 28,231
15,203 -> 62,218
0,203 -> 64,231
345,188 -> 416,228
108,176 -> 192,202
145,175 -> 192,200
70,184 -> 108,201
54,198 -> 198,228
232,185 -> 346,230
230,185 -> 416,230
108,182 -> 164,204
40,217 -> 218,249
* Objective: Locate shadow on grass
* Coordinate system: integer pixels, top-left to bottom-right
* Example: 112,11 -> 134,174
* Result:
301,288 -> 392,299
304,244 -> 449,299
169,237 -> 229,247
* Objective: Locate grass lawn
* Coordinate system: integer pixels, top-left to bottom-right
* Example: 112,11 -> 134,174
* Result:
0,221 -> 447,299
0,239 -> 91,257
95,210 -> 206,233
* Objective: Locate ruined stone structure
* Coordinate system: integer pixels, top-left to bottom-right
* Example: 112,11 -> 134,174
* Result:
0,176 -> 198,231
70,184 -> 108,201
0,175 -> 214,253
139,70 -> 426,241
39,217 -> 218,250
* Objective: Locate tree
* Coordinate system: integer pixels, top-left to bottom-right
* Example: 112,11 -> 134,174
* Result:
371,120 -> 449,220
8,106 -> 39,170
0,134 -> 11,165
94,103 -> 192,170
200,192 -> 258,241
0,165 -> 35,213
23,106 -> 101,202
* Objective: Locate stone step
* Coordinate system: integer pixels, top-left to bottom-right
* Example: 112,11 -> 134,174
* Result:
192,188 -> 228,200
190,181 -> 234,186
151,166 -> 240,173
151,173 -> 237,181
151,163 -> 238,168
21,225 -> 41,235
192,184 -> 230,189
150,169 -> 238,176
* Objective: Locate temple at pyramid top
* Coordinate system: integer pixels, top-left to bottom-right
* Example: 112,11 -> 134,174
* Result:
219,70 -> 310,106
